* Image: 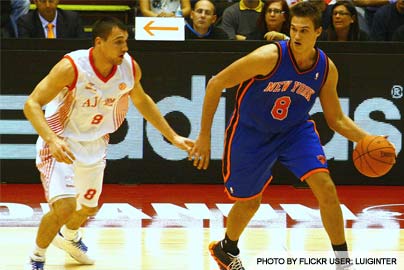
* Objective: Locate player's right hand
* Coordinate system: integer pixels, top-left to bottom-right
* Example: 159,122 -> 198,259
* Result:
48,137 -> 75,164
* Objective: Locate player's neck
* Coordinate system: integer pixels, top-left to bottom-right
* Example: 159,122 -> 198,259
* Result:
292,47 -> 317,70
91,49 -> 115,78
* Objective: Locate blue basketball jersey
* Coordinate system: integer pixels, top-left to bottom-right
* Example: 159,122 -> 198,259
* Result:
236,41 -> 329,134
222,41 -> 330,199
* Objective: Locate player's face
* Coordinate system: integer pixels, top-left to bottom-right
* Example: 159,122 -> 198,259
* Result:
99,27 -> 129,65
289,16 -> 321,53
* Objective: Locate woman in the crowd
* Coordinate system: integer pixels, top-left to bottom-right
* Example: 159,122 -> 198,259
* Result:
320,0 -> 369,41
248,0 -> 290,41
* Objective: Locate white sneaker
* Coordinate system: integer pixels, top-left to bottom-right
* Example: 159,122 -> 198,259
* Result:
52,231 -> 95,265
26,254 -> 45,270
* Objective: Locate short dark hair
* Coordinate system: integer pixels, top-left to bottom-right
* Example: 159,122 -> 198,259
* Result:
92,17 -> 128,43
290,1 -> 322,29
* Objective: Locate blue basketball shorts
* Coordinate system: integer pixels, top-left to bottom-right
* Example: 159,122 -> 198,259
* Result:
222,120 -> 329,200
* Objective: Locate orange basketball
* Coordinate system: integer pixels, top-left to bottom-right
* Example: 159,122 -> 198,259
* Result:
353,135 -> 396,177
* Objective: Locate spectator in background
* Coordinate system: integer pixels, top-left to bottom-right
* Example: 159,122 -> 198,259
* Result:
17,0 -> 85,38
248,0 -> 290,40
392,23 -> 404,40
139,0 -> 191,17
219,0 -> 264,40
352,0 -> 395,31
10,0 -> 30,37
185,0 -> 229,39
1,0 -> 30,38
319,0 -> 369,41
307,0 -> 333,29
370,0 -> 404,41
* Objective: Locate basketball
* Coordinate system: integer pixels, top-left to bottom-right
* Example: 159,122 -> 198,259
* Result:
353,135 -> 396,177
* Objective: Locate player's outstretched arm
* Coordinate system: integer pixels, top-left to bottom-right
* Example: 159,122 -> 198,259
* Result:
319,59 -> 370,143
190,44 -> 279,170
23,58 -> 76,164
129,60 -> 194,153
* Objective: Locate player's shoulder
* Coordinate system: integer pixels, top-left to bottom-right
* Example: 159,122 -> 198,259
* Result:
250,43 -> 279,61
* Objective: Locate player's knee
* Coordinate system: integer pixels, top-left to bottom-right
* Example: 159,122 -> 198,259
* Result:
237,196 -> 261,214
318,181 -> 339,206
80,205 -> 99,217
52,198 -> 77,224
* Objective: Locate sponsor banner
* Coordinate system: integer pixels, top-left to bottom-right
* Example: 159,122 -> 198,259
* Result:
0,41 -> 403,184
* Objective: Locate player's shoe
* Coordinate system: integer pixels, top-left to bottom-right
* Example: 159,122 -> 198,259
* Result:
209,241 -> 245,270
52,231 -> 95,265
26,254 -> 45,270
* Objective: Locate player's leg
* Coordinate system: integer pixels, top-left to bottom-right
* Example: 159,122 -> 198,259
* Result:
53,140 -> 106,265
305,172 -> 346,245
210,126 -> 278,270
280,121 -> 353,269
226,195 -> 262,242
305,173 -> 354,269
28,141 -> 78,269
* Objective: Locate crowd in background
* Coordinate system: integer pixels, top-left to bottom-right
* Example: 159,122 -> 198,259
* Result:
1,0 -> 404,41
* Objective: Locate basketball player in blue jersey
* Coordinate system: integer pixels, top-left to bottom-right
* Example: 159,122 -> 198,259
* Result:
190,2 -> 393,270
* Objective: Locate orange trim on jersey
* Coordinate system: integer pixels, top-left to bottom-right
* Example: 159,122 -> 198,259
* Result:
62,55 -> 78,90
319,56 -> 330,91
287,41 -> 320,74
46,90 -> 75,135
37,142 -> 56,202
89,47 -> 117,83
224,176 -> 273,201
301,168 -> 329,181
130,56 -> 137,80
254,42 -> 282,81
113,93 -> 129,130
222,79 -> 256,182
308,119 -> 321,139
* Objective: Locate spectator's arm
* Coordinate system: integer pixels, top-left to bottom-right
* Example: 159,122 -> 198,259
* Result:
218,8 -> 237,40
180,0 -> 191,17
139,0 -> 158,17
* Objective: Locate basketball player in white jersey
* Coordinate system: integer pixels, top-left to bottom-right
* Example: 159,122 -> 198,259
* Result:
23,17 -> 194,270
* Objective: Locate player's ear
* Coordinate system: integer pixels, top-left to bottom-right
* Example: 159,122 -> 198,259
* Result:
315,26 -> 322,37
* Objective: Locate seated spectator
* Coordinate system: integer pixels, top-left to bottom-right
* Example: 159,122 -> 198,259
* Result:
248,0 -> 290,40
10,0 -> 30,37
139,0 -> 191,17
392,23 -> 404,40
352,0 -> 395,31
370,0 -> 404,41
17,0 -> 85,38
219,0 -> 264,40
1,0 -> 29,38
185,0 -> 229,39
319,0 -> 369,41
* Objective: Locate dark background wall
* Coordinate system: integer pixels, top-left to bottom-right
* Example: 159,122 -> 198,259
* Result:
1,39 -> 403,185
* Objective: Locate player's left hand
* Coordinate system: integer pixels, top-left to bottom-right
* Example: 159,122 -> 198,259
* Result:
171,135 -> 194,153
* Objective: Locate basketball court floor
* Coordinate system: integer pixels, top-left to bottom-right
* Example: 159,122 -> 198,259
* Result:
1,183 -> 403,270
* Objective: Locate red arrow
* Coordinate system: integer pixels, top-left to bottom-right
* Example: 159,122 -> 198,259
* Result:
143,21 -> 179,36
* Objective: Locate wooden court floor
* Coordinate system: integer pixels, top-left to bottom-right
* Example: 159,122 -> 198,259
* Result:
0,184 -> 403,270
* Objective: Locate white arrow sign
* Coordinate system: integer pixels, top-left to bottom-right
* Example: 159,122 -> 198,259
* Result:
135,17 -> 184,41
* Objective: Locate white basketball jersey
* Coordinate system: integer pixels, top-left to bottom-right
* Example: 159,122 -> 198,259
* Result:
43,48 -> 135,141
